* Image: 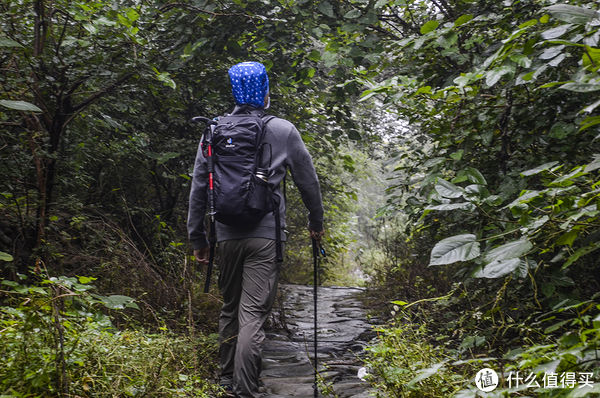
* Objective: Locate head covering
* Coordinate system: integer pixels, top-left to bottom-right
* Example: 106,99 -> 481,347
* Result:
228,61 -> 269,108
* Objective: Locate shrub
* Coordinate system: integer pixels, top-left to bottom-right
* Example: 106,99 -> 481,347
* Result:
0,273 -> 221,397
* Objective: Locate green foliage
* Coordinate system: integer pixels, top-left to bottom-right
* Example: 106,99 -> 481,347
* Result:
1,2 -> 373,394
0,0 -> 363,285
0,273 -> 220,397
2,0 -> 598,395
342,0 -> 600,396
491,297 -> 600,397
365,322 -> 468,397
283,141 -> 380,286
425,154 -> 599,282
364,290 -> 600,397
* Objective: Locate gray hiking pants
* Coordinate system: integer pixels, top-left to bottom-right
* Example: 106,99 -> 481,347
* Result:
217,238 -> 281,398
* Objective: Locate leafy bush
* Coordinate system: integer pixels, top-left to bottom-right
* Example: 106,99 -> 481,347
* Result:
365,293 -> 599,397
365,321 -> 468,397
363,154 -> 600,396
0,273 -> 221,397
356,2 -> 600,396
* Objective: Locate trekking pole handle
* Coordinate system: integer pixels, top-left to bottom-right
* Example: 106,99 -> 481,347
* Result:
318,244 -> 326,257
312,240 -> 326,258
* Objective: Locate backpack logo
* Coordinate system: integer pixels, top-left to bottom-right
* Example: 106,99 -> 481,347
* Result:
225,138 -> 235,148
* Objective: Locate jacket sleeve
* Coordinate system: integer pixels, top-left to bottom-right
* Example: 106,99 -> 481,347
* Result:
187,141 -> 209,250
286,127 -> 324,232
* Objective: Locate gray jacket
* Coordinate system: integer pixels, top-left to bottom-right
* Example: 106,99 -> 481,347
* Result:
187,107 -> 324,250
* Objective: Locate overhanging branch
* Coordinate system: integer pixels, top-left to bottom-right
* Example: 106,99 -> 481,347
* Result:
67,71 -> 135,126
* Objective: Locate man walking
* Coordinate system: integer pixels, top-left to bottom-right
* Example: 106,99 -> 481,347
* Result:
187,61 -> 324,398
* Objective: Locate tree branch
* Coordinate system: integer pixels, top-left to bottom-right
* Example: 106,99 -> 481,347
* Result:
430,0 -> 453,19
33,0 -> 49,57
70,72 -> 135,116
367,23 -> 401,40
381,6 -> 419,35
157,2 -> 253,19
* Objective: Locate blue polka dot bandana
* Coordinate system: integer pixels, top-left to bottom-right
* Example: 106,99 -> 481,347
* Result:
228,62 -> 269,108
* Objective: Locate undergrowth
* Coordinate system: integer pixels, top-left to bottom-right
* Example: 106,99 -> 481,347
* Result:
363,285 -> 600,397
0,272 -> 222,397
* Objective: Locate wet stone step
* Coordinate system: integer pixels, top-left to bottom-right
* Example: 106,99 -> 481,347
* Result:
261,284 -> 375,398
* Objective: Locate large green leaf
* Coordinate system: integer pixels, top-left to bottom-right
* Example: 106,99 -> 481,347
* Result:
318,1 -> 335,18
420,20 -> 439,35
523,215 -> 550,233
408,362 -> 447,386
0,100 -> 42,112
429,234 -> 480,266
509,53 -> 532,68
0,38 -> 22,47
584,154 -> 600,172
539,45 -> 565,60
545,5 -> 600,24
95,294 -> 139,310
521,161 -> 559,176
344,9 -> 361,19
549,166 -> 586,186
556,230 -> 578,246
474,258 -> 521,278
0,251 -> 14,262
560,82 -> 600,92
454,14 -> 474,27
583,99 -> 600,114
461,167 -> 487,185
580,116 -> 600,131
485,65 -> 515,87
562,241 -> 600,269
153,68 -> 176,89
582,47 -> 600,68
483,239 -> 533,263
541,24 -> 573,40
425,203 -> 475,211
506,190 -> 544,209
435,179 -> 463,199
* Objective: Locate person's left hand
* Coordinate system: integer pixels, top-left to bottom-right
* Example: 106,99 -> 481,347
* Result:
193,247 -> 210,265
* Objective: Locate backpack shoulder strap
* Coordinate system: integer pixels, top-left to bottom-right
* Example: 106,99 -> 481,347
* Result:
253,114 -> 274,148
259,115 -> 276,141
263,115 -> 276,124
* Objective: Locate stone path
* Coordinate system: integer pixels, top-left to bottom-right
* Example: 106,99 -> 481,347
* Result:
262,284 -> 375,398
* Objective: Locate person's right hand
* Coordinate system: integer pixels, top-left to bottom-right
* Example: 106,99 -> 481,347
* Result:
310,229 -> 325,242
193,247 -> 210,265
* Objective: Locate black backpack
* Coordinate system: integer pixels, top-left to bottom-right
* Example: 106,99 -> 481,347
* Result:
203,109 -> 283,263
205,110 -> 277,227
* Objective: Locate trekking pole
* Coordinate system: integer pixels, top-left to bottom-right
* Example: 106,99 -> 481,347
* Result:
312,238 -> 326,398
192,116 -> 217,293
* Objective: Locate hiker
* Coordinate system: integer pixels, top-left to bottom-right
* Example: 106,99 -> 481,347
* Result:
187,61 -> 324,398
